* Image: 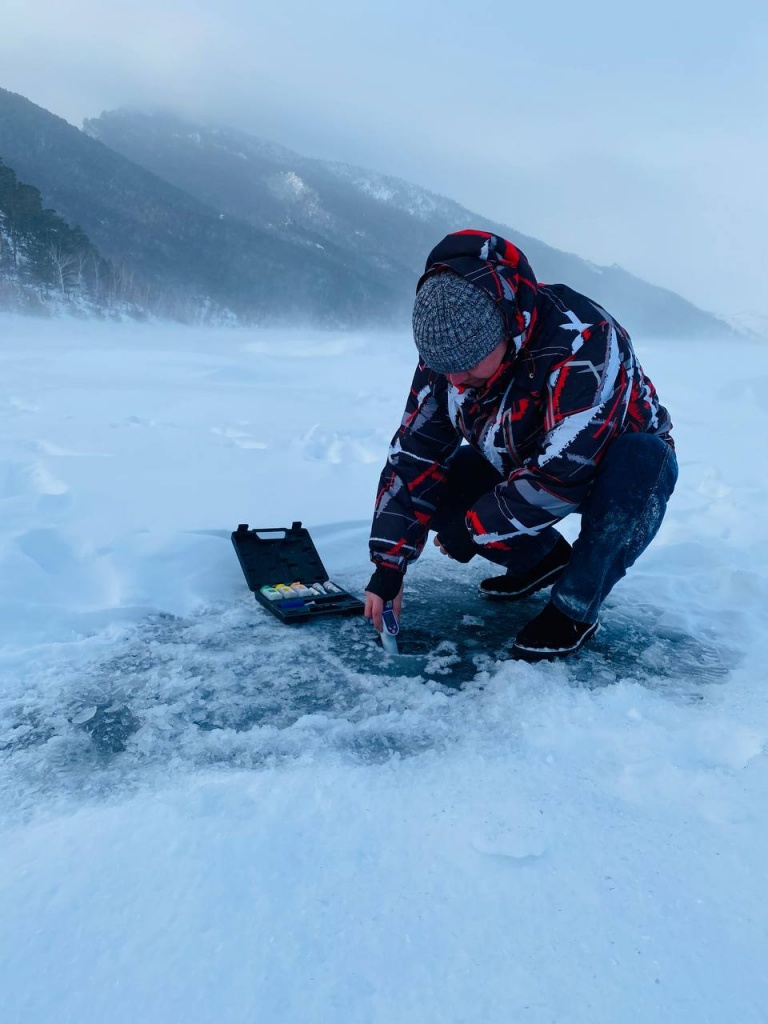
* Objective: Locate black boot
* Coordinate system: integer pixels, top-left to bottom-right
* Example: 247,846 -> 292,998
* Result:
479,535 -> 571,600
512,601 -> 599,662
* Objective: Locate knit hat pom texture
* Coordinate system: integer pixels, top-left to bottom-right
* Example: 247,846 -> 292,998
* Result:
412,272 -> 506,374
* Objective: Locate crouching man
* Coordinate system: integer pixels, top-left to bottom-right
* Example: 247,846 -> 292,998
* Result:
364,230 -> 677,661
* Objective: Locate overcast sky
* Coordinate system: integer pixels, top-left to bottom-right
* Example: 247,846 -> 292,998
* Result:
2,0 -> 766,319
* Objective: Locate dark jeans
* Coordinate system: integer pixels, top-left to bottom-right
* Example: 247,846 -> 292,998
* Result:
431,433 -> 679,623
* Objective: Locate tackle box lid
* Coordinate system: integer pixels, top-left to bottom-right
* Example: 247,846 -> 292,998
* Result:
232,521 -> 330,590
231,521 -> 364,623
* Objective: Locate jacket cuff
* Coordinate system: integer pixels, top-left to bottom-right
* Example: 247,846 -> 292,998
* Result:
366,566 -> 404,602
435,516 -> 477,563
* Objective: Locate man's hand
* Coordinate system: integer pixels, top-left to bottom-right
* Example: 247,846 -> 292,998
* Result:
364,585 -> 404,632
434,516 -> 477,563
434,535 -> 451,556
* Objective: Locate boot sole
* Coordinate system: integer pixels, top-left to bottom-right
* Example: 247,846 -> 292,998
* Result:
478,562 -> 568,601
511,621 -> 600,662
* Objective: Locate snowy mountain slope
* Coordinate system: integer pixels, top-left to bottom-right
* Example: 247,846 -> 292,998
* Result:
726,310 -> 768,340
85,109 -> 737,340
1,315 -> 767,1023
0,88 -> 405,325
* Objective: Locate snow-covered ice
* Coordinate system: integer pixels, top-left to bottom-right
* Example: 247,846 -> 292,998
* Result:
1,314 -> 767,1023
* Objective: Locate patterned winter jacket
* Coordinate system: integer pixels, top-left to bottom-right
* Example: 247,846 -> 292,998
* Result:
369,230 -> 674,576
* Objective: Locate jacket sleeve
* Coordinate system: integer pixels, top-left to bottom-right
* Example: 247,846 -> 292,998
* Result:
466,319 -> 630,560
369,362 -> 463,573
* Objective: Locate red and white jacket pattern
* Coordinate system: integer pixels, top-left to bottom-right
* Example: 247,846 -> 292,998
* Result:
369,230 -> 674,575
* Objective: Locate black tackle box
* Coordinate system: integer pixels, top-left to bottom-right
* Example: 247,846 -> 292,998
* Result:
231,521 -> 365,624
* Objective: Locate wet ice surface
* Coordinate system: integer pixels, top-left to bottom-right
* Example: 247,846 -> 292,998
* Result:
2,319 -> 768,1023
0,556 -> 739,818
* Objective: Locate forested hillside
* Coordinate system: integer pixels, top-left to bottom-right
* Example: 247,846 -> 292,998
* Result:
0,157 -> 114,313
0,87 -> 739,336
87,109 -> 737,340
0,88 -> 406,326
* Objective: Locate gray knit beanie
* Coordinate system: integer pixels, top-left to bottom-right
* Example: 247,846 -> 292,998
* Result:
412,272 -> 506,374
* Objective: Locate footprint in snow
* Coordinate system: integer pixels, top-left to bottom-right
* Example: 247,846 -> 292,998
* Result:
3,396 -> 39,414
296,424 -> 382,464
0,460 -> 69,499
210,426 -> 268,450
33,440 -> 113,458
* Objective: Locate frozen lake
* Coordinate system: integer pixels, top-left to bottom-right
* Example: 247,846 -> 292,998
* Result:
1,315 -> 767,1023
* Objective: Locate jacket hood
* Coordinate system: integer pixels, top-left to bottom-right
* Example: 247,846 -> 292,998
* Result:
417,230 -> 539,357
